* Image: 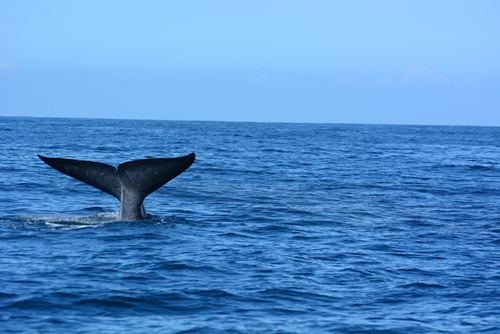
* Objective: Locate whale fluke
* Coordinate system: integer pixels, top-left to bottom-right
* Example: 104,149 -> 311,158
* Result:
38,153 -> 195,221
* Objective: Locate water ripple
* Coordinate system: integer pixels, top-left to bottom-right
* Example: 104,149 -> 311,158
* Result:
1,118 -> 500,333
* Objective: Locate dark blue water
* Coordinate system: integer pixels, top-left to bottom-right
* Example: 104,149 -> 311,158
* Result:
1,117 -> 500,333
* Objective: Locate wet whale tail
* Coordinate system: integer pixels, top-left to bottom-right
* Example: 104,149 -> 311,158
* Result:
37,153 -> 195,221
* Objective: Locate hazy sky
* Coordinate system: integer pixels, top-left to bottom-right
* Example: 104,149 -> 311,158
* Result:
1,0 -> 499,125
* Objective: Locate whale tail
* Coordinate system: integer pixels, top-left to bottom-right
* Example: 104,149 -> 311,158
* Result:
37,153 -> 195,221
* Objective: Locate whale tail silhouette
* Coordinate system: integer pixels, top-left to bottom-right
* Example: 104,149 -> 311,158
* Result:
38,153 -> 195,221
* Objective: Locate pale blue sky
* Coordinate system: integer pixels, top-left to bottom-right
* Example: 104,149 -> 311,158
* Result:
1,0 -> 499,125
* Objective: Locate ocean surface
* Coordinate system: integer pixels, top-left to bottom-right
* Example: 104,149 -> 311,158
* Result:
1,117 -> 500,333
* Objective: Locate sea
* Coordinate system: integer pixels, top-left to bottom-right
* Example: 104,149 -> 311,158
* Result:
1,116 -> 500,333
